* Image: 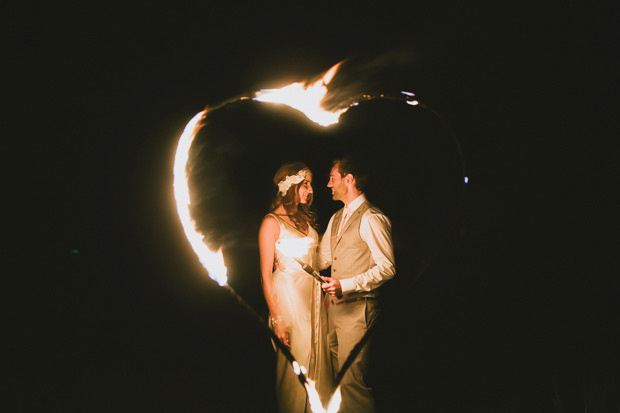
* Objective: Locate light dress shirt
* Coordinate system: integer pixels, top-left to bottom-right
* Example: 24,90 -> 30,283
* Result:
318,193 -> 396,295
336,206 -> 351,237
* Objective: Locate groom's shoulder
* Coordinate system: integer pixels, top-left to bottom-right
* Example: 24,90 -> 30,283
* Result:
364,202 -> 390,220
363,200 -> 381,214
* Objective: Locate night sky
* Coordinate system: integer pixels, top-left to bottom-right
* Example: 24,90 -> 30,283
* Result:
10,2 -> 617,412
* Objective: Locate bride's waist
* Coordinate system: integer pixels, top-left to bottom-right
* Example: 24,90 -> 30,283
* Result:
273,267 -> 310,278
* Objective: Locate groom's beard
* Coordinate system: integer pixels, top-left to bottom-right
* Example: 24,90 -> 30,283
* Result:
332,188 -> 344,202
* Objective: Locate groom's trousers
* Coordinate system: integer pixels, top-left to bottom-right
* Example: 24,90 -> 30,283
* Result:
328,297 -> 379,413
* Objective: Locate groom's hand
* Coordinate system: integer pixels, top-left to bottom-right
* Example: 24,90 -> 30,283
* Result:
322,277 -> 343,299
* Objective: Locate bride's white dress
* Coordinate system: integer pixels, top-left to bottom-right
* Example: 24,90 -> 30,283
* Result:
269,213 -> 333,412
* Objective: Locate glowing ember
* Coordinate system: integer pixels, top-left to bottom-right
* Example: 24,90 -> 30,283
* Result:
254,63 -> 347,126
173,111 -> 228,286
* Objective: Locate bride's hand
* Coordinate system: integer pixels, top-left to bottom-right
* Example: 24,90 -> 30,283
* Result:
274,323 -> 290,348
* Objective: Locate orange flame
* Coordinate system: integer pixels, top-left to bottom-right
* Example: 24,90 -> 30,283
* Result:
305,380 -> 342,413
173,111 -> 228,286
293,366 -> 341,413
254,63 -> 347,126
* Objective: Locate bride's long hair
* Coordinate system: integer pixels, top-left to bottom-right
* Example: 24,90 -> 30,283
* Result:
270,162 -> 318,233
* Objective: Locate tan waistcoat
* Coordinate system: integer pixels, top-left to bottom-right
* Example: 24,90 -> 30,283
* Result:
330,201 -> 377,299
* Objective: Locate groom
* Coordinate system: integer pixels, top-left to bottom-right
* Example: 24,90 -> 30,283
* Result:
318,157 -> 396,413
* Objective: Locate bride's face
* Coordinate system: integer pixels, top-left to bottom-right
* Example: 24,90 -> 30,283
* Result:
297,173 -> 313,205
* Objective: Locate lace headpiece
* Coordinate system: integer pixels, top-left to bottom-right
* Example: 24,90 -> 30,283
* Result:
277,169 -> 309,196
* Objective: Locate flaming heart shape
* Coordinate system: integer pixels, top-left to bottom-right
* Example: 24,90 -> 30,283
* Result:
173,62 -> 430,412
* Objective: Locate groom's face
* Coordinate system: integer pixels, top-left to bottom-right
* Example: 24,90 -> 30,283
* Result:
327,166 -> 346,201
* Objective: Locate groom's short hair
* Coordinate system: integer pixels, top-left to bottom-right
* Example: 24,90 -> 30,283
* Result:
333,157 -> 367,192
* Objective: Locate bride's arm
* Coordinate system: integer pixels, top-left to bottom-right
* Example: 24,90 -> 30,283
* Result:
258,215 -> 290,347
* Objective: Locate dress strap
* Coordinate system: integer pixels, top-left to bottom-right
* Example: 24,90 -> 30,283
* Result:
266,212 -> 284,225
266,213 -> 310,236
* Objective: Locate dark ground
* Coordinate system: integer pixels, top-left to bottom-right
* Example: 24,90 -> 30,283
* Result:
7,1 -> 618,412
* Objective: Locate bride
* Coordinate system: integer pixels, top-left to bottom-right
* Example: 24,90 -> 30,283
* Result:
259,162 -> 332,412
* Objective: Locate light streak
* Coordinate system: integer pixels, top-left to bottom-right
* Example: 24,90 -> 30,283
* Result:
401,90 -> 419,105
173,111 -> 228,286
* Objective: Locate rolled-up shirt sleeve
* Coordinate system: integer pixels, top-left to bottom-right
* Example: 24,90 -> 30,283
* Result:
318,215 -> 335,271
339,211 -> 396,293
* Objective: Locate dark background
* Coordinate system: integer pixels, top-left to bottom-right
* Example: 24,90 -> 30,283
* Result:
8,1 -> 617,412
